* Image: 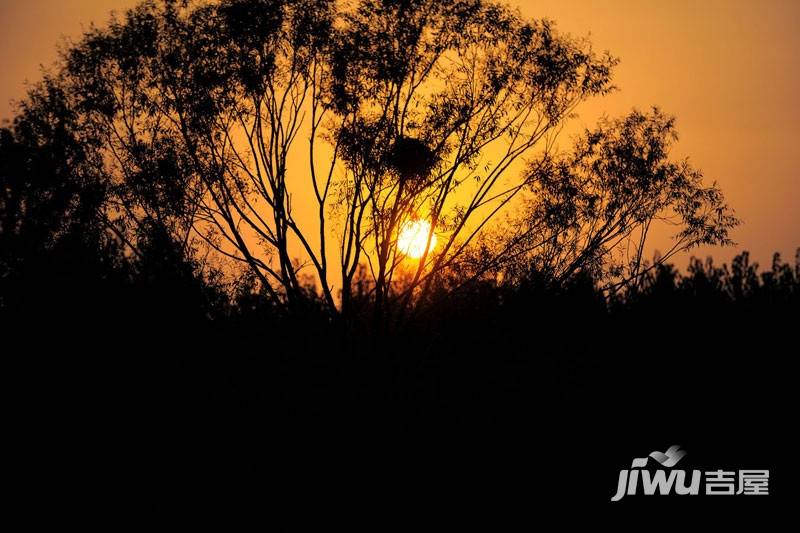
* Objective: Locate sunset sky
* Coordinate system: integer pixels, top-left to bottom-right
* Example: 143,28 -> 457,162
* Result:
1,0 -> 798,267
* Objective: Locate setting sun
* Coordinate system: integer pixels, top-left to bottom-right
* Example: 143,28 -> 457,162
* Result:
398,219 -> 436,259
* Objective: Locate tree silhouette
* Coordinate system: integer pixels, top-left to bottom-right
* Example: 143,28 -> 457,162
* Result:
453,107 -> 738,292
2,0 -> 737,325
20,0 -> 616,315
0,77 -> 224,322
0,77 -> 114,317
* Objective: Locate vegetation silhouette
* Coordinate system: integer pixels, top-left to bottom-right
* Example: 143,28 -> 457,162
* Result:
0,0 -> 795,513
1,0 -> 738,323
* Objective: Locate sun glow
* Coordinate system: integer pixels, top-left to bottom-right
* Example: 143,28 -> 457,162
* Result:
398,219 -> 437,259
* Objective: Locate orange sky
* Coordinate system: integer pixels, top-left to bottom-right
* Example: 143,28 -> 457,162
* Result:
1,0 -> 798,268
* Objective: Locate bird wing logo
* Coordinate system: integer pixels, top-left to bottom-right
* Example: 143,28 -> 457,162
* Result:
630,445 -> 686,468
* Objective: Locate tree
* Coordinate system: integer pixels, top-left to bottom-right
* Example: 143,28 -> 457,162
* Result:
453,108 -> 738,293
0,77 -> 113,315
45,0 -> 617,316
4,0 -> 736,323
0,75 -> 224,321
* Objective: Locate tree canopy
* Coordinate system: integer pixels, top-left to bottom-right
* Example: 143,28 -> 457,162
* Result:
1,0 -> 737,322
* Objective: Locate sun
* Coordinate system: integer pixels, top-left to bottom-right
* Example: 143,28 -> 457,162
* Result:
398,219 -> 437,259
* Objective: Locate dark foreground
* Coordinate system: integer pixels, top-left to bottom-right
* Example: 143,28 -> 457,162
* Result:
5,258 -> 795,522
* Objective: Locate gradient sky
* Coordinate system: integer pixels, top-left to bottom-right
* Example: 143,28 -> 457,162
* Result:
1,0 -> 798,268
